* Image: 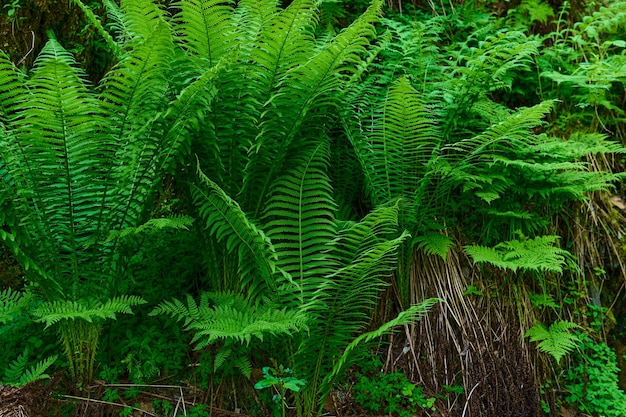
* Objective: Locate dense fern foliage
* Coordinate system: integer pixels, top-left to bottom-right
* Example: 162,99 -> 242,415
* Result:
1,0 -> 626,415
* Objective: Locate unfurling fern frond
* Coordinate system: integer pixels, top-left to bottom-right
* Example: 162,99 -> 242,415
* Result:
525,320 -> 581,363
464,234 -> 570,273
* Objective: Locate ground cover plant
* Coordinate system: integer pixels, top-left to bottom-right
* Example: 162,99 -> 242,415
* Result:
1,0 -> 626,416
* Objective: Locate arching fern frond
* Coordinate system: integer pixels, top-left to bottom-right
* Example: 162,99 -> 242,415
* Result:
191,164 -> 284,300
33,295 -> 146,328
321,298 -> 440,399
464,234 -> 571,273
151,291 -> 308,347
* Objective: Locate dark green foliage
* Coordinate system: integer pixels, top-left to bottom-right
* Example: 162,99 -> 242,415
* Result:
354,369 -> 436,416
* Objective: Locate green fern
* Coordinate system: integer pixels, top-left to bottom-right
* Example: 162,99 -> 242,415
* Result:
525,321 -> 581,363
106,215 -> 194,243
0,288 -> 31,324
321,298 -> 440,400
413,233 -> 455,261
151,291 -> 308,347
191,164 -> 285,300
464,234 -> 570,273
294,203 -> 412,416
32,295 -> 146,328
3,350 -> 58,387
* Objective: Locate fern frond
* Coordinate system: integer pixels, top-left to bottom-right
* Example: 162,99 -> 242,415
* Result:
151,291 -> 308,348
0,51 -> 26,125
525,321 -> 580,363
17,355 -> 59,387
106,215 -> 194,242
413,232 -> 455,261
3,350 -> 58,387
3,350 -> 29,385
0,288 -> 31,324
190,304 -> 308,347
320,298 -> 440,403
263,140 -> 337,287
464,234 -> 570,273
352,76 -> 441,206
172,0 -> 237,66
33,295 -> 146,328
115,0 -> 169,45
191,165 -> 282,300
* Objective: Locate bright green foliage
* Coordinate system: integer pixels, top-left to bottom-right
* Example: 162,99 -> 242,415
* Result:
151,292 -> 308,348
524,320 -> 580,363
564,333 -> 626,417
32,296 -> 147,329
465,234 -> 571,273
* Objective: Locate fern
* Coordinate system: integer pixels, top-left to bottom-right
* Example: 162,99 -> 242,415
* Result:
151,291 -> 308,347
413,233 -> 455,261
525,321 -> 581,363
106,215 -> 194,242
263,140 -> 338,295
3,350 -> 58,387
294,203 -> 412,416
322,298 -> 440,393
0,288 -> 31,324
465,234 -> 570,273
32,295 -> 146,328
191,164 -> 285,300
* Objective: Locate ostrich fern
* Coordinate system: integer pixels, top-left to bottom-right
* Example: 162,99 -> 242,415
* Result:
0,0 -> 223,386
